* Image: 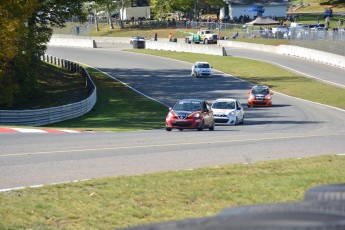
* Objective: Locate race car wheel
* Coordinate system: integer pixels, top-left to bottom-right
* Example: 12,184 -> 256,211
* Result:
166,127 -> 172,131
240,116 -> 244,125
198,121 -> 205,131
209,122 -> 215,131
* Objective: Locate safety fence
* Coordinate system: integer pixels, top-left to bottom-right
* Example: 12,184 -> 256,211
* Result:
226,27 -> 345,57
0,56 -> 97,126
55,19 -> 345,57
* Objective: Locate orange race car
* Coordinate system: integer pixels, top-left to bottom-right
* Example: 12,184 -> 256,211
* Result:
247,85 -> 273,107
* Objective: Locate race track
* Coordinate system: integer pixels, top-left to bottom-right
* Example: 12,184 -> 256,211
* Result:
0,45 -> 344,191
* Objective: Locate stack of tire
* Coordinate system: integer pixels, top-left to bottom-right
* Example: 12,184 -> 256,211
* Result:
125,183 -> 345,230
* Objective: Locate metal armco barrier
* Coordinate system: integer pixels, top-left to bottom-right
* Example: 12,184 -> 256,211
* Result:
0,55 -> 97,126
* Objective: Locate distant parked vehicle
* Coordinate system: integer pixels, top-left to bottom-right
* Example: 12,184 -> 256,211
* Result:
272,25 -> 289,39
311,27 -> 327,40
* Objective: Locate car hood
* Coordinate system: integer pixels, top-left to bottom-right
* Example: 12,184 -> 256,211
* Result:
253,94 -> 267,99
212,109 -> 235,114
174,110 -> 194,118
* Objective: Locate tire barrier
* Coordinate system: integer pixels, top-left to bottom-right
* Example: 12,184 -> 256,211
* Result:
125,183 -> 345,230
304,183 -> 345,202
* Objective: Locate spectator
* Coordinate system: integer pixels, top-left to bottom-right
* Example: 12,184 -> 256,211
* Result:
232,31 -> 239,40
169,33 -> 172,42
154,32 -> 158,41
338,19 -> 343,29
325,16 -> 330,28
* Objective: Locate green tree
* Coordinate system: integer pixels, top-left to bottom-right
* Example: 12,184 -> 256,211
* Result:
88,0 -> 123,30
0,0 -> 86,108
118,0 -> 134,28
319,0 -> 344,6
0,0 -> 39,107
150,0 -> 225,20
149,0 -> 175,19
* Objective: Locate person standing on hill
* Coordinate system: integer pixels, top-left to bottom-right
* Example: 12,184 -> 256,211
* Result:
154,32 -> 158,41
169,33 -> 172,42
338,19 -> 343,29
325,16 -> 330,28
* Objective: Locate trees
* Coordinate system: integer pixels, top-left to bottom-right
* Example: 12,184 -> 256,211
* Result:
0,0 -> 39,107
319,0 -> 344,6
149,0 -> 225,20
0,0 -> 86,108
118,0 -> 132,28
87,0 -> 131,30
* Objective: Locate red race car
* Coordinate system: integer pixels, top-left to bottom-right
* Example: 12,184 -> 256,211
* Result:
165,99 -> 215,131
247,85 -> 273,107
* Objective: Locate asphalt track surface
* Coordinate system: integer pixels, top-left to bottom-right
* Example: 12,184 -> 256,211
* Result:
1,45 -> 345,191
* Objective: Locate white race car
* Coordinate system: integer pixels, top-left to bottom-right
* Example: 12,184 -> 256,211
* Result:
191,62 -> 213,77
211,98 -> 244,125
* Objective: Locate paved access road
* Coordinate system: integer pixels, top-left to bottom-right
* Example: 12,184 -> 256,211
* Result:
0,46 -> 344,191
224,47 -> 345,89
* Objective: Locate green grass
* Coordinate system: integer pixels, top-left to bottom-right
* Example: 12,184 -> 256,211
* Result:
34,48 -> 344,131
37,49 -> 345,132
1,8 -> 344,230
292,0 -> 345,13
0,154 -> 344,229
42,68 -> 167,131
6,62 -> 89,110
128,49 -> 345,110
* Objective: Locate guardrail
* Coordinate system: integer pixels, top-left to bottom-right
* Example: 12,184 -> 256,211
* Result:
0,56 -> 97,126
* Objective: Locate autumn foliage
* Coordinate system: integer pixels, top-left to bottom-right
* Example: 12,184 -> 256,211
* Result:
0,0 -> 85,109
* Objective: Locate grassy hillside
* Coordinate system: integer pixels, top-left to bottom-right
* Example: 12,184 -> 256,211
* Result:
290,0 -> 345,12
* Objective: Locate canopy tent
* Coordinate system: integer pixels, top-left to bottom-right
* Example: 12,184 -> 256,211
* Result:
245,16 -> 280,25
244,6 -> 265,13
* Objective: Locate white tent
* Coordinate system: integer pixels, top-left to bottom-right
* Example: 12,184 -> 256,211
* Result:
245,16 -> 280,25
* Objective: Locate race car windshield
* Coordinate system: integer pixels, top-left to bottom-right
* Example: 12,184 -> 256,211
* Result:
173,101 -> 202,111
212,101 -> 235,109
252,88 -> 269,95
198,63 -> 210,68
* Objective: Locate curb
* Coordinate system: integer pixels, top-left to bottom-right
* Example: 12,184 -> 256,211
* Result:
0,127 -> 84,133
